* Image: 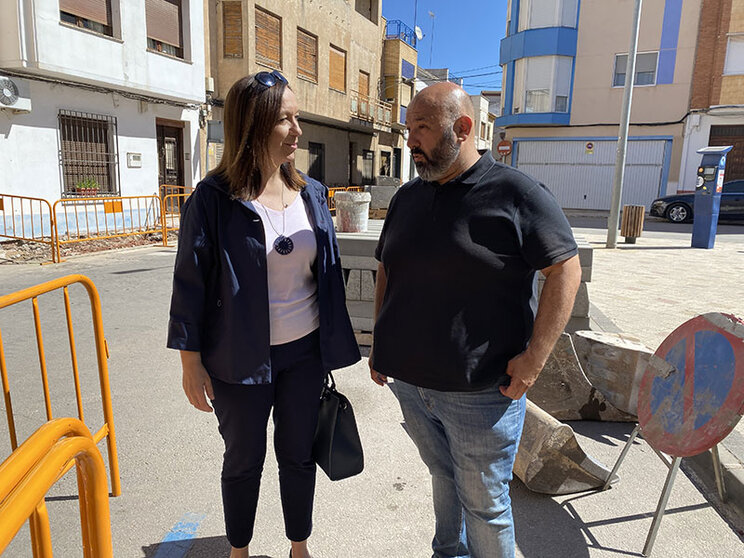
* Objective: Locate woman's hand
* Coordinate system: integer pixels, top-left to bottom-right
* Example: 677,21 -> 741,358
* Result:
180,351 -> 214,412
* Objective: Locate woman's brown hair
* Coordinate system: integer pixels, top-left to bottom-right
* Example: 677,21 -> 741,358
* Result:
209,73 -> 305,200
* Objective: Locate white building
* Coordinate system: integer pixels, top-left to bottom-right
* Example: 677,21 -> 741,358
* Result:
0,0 -> 206,204
470,94 -> 493,154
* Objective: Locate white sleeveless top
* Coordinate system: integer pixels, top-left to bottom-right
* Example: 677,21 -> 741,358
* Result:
253,194 -> 320,345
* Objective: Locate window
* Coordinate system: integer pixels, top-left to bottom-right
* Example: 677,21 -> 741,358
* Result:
613,52 -> 658,87
555,95 -> 568,112
256,7 -> 281,68
297,28 -> 318,82
329,45 -> 346,93
518,0 -> 578,31
724,180 -> 744,194
516,56 -> 572,113
146,0 -> 183,59
355,0 -> 377,23
58,110 -> 119,197
724,36 -> 744,75
60,0 -> 113,37
380,151 -> 391,176
308,142 -> 325,182
480,122 -> 487,139
223,1 -> 243,58
358,71 -> 370,97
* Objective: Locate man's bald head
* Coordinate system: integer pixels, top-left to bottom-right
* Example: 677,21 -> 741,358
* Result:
409,82 -> 475,129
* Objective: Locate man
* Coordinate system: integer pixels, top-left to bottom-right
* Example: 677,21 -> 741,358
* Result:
369,82 -> 581,558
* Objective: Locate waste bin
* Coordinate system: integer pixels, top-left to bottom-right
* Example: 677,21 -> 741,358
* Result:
335,191 -> 371,233
620,205 -> 645,244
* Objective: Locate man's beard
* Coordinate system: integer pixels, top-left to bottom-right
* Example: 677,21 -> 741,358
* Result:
412,128 -> 460,181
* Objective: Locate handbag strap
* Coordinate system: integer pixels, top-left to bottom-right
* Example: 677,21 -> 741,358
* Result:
325,371 -> 336,391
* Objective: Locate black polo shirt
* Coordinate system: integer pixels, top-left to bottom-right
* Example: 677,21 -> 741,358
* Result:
373,152 -> 578,392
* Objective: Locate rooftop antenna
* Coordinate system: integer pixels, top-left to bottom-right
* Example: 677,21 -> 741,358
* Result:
428,11 -> 435,66
413,0 -> 418,46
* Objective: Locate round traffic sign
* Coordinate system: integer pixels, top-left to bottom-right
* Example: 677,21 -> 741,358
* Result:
497,140 -> 512,156
637,313 -> 744,457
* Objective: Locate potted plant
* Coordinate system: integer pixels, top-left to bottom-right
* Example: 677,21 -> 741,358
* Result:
74,177 -> 100,197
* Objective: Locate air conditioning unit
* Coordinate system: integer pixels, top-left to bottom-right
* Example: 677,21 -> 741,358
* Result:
0,75 -> 32,113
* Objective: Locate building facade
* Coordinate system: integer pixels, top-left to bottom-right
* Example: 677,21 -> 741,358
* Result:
0,0 -> 206,203
680,0 -> 744,191
497,0 -> 701,210
204,0 -> 404,187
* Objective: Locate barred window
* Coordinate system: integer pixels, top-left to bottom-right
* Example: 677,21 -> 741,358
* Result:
223,1 -> 243,58
297,28 -> 318,82
146,0 -> 184,59
256,7 -> 281,68
329,45 -> 346,93
60,0 -> 113,36
58,110 -> 119,197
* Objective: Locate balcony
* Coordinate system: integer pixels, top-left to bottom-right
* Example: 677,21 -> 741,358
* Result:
385,20 -> 417,48
350,91 -> 392,129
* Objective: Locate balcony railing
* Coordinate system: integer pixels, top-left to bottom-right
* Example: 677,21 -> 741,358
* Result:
350,92 -> 393,128
385,20 -> 417,48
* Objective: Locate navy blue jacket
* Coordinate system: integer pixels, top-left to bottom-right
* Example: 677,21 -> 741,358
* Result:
167,173 -> 360,384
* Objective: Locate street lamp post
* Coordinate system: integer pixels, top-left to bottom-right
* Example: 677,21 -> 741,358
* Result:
606,0 -> 643,248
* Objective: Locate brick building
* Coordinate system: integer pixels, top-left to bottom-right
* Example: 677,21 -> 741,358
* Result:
679,0 -> 744,190
202,0 -> 406,187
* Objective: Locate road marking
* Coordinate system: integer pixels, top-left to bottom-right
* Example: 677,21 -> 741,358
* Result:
153,512 -> 206,558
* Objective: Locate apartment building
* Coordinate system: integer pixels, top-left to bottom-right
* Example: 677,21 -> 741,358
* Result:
0,0 -> 206,203
204,0 -> 404,186
679,0 -> 744,190
470,94 -> 494,154
497,0 -> 701,210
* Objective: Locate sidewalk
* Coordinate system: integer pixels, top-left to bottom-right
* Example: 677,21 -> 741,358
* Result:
570,221 -> 744,529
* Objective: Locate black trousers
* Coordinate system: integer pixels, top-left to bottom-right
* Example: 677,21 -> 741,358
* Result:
211,329 -> 325,548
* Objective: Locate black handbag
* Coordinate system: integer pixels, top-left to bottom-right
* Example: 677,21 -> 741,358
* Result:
312,372 -> 364,481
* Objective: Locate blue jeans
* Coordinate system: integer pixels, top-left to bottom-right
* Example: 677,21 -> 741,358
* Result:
393,379 -> 526,558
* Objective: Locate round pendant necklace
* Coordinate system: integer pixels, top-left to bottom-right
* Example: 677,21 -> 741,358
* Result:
256,188 -> 294,255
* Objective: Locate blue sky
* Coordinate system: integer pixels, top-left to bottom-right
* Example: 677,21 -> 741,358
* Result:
381,0 -> 508,94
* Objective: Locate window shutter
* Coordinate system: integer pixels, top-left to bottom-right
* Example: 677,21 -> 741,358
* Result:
358,71 -> 370,97
329,46 -> 346,92
223,2 -> 243,58
146,0 -> 182,48
297,29 -> 317,81
60,0 -> 111,27
256,8 -> 281,68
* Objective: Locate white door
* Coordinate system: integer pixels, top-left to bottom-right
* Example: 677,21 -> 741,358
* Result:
515,139 -> 667,210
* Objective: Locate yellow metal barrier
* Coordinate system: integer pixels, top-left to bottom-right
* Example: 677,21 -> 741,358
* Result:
0,275 -> 121,497
52,195 -> 162,262
0,418 -> 113,557
161,193 -> 191,247
0,193 -> 57,263
345,186 -> 365,192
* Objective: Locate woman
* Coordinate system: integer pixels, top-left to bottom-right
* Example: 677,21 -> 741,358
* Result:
167,70 -> 360,558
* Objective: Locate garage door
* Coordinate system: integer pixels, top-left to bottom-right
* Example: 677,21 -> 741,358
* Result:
514,139 -> 669,210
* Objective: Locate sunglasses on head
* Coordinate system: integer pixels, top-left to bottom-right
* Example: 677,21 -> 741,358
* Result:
255,70 -> 288,88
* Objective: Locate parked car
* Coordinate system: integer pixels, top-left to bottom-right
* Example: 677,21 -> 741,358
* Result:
649,179 -> 744,222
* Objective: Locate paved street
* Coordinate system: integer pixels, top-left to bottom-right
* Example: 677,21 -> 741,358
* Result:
1,218 -> 744,557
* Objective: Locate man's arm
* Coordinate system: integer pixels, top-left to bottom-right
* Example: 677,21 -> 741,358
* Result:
499,254 -> 582,400
369,262 -> 389,386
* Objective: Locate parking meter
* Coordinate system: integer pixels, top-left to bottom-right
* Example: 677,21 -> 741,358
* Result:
691,146 -> 732,249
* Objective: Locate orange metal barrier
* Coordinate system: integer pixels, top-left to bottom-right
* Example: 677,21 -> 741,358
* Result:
161,193 -> 191,247
0,275 -> 121,498
345,186 -> 364,192
0,418 -> 113,557
52,195 -> 162,262
0,194 -> 57,263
